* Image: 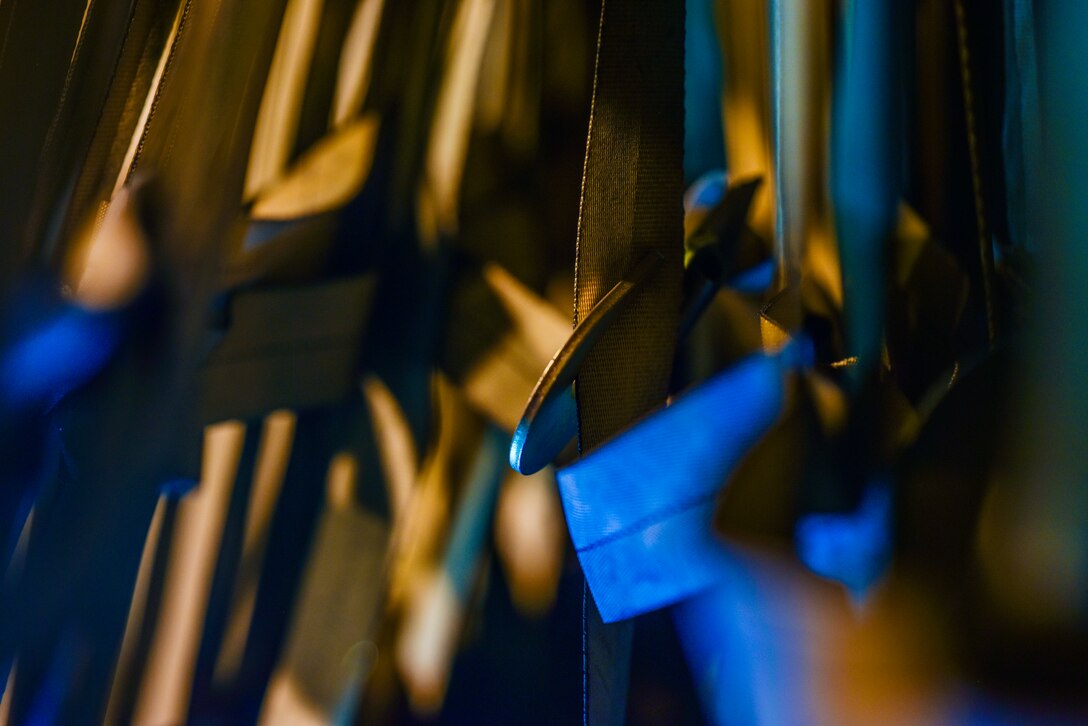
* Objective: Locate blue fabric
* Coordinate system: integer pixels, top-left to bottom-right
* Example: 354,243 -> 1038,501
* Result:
685,170 -> 774,294
1,307 -> 122,410
796,482 -> 891,599
728,259 -> 775,295
685,170 -> 726,212
675,550 -> 1057,726
672,555 -> 813,726
160,478 -> 199,497
556,352 -> 790,622
24,629 -> 80,726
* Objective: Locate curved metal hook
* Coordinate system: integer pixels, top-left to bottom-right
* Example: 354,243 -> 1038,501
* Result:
510,177 -> 766,476
509,251 -> 664,475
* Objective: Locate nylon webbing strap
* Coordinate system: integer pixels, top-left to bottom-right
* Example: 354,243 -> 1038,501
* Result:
22,0 -> 166,266
201,274 -> 376,424
573,1 -> 685,723
0,1 -> 291,719
0,0 -> 92,289
47,0 -> 182,266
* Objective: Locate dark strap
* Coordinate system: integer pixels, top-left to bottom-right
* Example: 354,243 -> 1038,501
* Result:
25,0 -> 175,266
43,0 -> 182,267
831,0 -> 901,382
572,1 -> 685,723
188,399 -> 386,724
202,274 -> 376,423
1,1 -> 291,719
291,0 -> 359,160
0,0 -> 95,289
441,261 -> 570,434
1002,0 -> 1040,254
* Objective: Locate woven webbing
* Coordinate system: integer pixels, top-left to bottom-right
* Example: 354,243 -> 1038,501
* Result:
572,0 -> 685,723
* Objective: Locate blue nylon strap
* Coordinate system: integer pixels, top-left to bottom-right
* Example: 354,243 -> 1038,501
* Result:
671,552 -> 814,726
1,308 -> 122,410
796,481 -> 891,600
557,352 -> 791,623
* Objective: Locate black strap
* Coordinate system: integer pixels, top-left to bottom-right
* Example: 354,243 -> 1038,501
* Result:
291,0 -> 359,160
1,1 -> 291,719
0,0 -> 95,289
187,399 -> 387,723
43,0 -> 183,267
572,1 -> 685,723
202,274 -> 376,423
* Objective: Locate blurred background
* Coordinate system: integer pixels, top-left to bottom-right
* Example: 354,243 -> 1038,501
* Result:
0,0 -> 1085,723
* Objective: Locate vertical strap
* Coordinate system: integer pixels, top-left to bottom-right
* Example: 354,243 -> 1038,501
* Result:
831,0 -> 901,382
770,0 -> 830,293
24,0 -> 174,266
953,0 -> 998,345
0,0 -> 92,289
43,0 -> 182,267
716,0 -> 775,240
1002,0 -> 1040,254
1,0 -> 292,719
291,0 -> 359,160
573,1 -> 685,723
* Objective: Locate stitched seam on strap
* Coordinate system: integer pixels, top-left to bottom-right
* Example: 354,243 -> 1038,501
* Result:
575,491 -> 717,554
954,0 -> 997,344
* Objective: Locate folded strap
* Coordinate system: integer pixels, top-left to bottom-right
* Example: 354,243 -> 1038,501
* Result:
558,353 -> 788,622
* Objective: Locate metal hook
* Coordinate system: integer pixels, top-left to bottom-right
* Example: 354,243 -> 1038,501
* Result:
510,178 -> 766,476
509,251 -> 663,475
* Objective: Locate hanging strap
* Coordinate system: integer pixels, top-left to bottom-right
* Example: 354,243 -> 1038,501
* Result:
0,0 -> 292,719
831,0 -> 901,381
572,0 -> 685,722
558,352 -> 789,622
1002,0 -> 1040,254
201,274 -> 377,424
0,0 -> 103,288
